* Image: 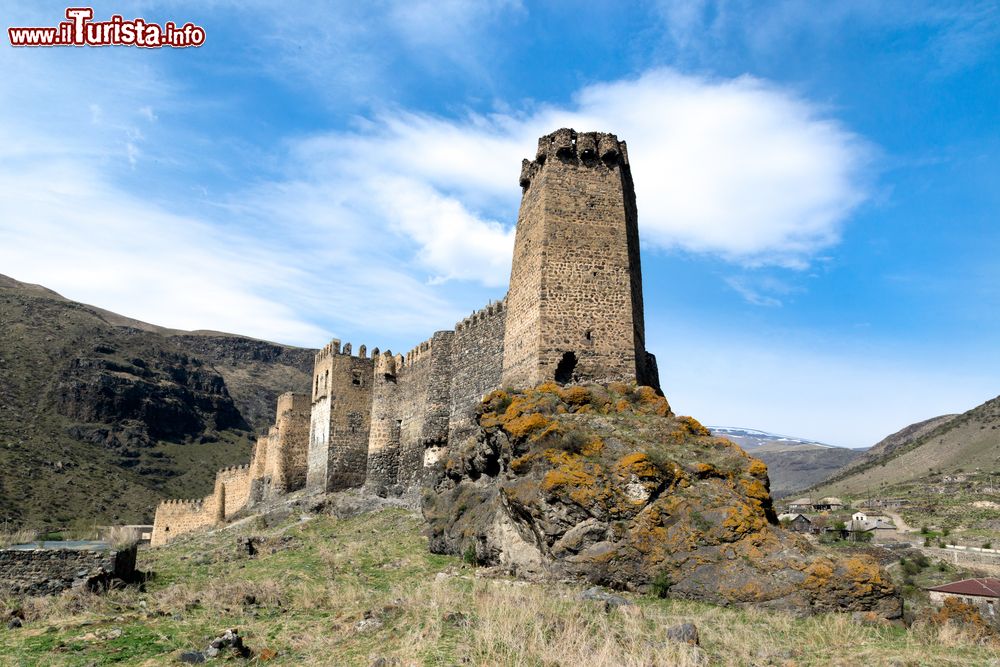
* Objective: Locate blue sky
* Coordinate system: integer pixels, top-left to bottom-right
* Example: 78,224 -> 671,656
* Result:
1,1 -> 997,447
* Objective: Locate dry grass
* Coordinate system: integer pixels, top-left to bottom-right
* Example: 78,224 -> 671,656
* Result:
2,509 -> 1000,666
0,527 -> 37,549
103,526 -> 141,550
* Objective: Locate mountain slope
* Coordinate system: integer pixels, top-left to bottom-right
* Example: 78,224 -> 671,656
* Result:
812,395 -> 1000,497
0,274 -> 315,528
709,427 -> 865,496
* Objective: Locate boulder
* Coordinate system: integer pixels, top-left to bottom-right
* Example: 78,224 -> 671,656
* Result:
423,383 -> 901,618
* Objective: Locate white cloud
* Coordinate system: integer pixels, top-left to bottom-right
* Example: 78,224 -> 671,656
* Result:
293,68 -> 870,280
0,30 -> 869,349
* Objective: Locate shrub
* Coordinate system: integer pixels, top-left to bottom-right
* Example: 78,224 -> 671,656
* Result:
942,527 -> 950,537
651,570 -> 673,598
920,525 -> 929,535
463,544 -> 479,567
556,430 -> 590,455
983,542 -> 992,550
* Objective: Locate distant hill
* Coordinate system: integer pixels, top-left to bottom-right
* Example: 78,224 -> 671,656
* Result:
0,274 -> 315,529
709,426 -> 865,497
811,396 -> 1000,497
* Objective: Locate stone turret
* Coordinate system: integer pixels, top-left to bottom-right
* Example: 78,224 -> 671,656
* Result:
502,128 -> 659,391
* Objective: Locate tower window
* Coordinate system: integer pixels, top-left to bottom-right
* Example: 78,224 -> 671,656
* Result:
584,330 -> 592,341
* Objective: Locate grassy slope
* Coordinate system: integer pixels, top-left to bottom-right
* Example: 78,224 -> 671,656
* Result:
0,275 -> 314,529
812,395 -> 1000,498
1,508 -> 997,666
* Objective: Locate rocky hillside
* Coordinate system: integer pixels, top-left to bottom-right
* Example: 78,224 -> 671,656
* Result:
812,395 -> 1000,497
710,427 -> 865,496
424,383 -> 900,617
0,274 -> 315,529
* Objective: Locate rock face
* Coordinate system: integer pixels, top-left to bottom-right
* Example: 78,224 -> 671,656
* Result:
423,383 -> 901,617
0,273 -> 314,528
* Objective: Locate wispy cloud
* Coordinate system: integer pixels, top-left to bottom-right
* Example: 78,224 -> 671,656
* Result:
652,0 -> 1000,75
0,14 -> 871,348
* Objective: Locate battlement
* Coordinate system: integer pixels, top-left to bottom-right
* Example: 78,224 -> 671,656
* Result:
276,391 -> 311,414
454,299 -> 506,332
158,498 -> 204,507
403,336 -> 435,367
315,339 -> 376,362
519,128 -> 629,190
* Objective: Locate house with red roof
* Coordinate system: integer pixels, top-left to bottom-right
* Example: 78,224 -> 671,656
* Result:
926,578 -> 1000,620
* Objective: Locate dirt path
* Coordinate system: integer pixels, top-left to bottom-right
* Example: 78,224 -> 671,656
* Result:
883,510 -> 915,537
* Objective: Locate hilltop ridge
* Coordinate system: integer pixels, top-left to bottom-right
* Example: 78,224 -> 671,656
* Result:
0,274 -> 315,528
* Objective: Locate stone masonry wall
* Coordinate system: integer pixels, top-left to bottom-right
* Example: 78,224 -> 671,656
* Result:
151,498 -> 219,546
215,465 -> 251,518
263,392 -> 311,494
448,300 -> 506,443
366,332 -> 455,490
0,545 -> 138,596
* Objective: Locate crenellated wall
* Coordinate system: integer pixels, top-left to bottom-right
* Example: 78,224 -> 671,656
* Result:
152,392 -> 310,545
150,498 -> 219,546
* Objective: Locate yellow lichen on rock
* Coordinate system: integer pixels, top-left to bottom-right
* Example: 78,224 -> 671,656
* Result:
747,458 -> 768,478
677,416 -> 711,437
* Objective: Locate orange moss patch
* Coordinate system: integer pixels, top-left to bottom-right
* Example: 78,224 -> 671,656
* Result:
739,478 -> 770,503
504,412 -> 554,439
559,386 -> 591,405
581,436 -> 605,456
803,561 -> 834,590
747,458 -> 768,478
677,416 -> 711,437
722,500 -> 767,538
615,452 -> 661,479
692,462 -> 717,478
931,598 -> 996,640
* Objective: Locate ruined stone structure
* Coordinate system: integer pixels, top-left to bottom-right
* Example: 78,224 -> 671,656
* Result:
150,391 -> 310,546
152,129 -> 660,545
0,543 -> 138,596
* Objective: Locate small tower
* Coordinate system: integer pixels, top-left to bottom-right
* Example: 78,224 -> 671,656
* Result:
306,340 -> 375,491
501,128 -> 659,390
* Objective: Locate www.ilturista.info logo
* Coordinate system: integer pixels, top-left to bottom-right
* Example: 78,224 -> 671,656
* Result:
8,7 -> 205,48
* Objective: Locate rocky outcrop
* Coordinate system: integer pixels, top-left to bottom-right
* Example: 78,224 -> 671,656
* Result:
423,383 -> 900,617
53,348 -> 248,441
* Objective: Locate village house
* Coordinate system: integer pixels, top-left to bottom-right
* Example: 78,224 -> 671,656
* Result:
813,497 -> 845,511
787,497 -> 814,512
927,578 -> 1000,620
777,513 -> 812,533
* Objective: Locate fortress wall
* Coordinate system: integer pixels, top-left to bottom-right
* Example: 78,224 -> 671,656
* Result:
307,341 -> 374,491
269,392 -> 311,493
248,432 -> 270,480
449,301 -> 506,442
215,465 -> 252,518
150,498 -> 218,546
366,331 -> 455,488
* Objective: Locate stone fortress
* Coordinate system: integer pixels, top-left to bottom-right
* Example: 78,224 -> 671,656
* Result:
151,128 -> 661,546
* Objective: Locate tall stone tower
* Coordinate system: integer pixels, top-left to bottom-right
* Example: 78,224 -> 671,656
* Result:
501,128 -> 659,390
